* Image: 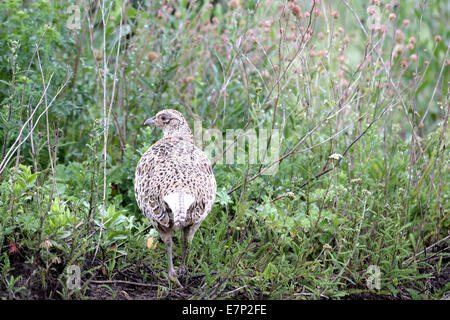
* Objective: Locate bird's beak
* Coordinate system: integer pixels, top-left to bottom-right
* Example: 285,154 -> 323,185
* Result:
143,117 -> 155,126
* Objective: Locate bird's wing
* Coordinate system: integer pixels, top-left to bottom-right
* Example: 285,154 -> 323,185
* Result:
134,147 -> 171,227
189,148 -> 217,224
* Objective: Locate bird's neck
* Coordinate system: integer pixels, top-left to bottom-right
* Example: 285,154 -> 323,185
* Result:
163,126 -> 194,143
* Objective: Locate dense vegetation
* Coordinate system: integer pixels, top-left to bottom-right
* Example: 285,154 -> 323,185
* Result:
0,0 -> 448,299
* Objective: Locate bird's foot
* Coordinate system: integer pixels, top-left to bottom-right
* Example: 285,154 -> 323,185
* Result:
168,269 -> 182,287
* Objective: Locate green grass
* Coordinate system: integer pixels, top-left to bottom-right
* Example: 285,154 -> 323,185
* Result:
0,0 -> 448,299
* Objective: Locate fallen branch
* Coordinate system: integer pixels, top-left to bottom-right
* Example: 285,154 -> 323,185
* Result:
89,279 -> 164,288
402,235 -> 450,267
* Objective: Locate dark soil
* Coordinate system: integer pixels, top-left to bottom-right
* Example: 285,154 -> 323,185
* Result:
1,244 -> 448,300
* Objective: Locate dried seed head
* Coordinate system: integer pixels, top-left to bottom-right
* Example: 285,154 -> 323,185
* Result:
394,29 -> 404,43
434,35 -> 442,42
42,239 -> 53,250
229,0 -> 239,10
331,11 -> 339,19
147,51 -> 158,62
291,5 -> 302,19
317,49 -> 326,57
389,13 -> 396,20
93,48 -> 102,61
368,7 -> 378,15
403,19 -> 410,26
287,33 -> 297,41
182,75 -> 195,83
378,24 -> 388,34
393,44 -> 404,58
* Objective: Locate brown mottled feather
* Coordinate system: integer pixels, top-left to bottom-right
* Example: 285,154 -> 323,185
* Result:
134,109 -> 216,243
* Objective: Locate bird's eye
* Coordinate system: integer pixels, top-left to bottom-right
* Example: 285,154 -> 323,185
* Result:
160,115 -> 168,121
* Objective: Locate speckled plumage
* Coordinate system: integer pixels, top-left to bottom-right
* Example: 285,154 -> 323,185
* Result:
134,109 -> 216,283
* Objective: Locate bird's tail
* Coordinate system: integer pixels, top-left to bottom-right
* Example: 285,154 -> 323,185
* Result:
163,191 -> 195,229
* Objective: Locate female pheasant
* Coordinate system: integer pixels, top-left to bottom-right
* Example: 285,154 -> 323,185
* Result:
134,109 -> 216,284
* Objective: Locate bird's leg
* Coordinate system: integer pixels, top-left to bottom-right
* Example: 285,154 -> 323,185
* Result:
165,237 -> 181,286
178,228 -> 190,276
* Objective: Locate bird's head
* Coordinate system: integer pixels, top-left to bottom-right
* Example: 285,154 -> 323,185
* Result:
144,109 -> 193,141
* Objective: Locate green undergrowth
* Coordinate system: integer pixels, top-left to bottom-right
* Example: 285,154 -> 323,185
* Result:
0,0 -> 448,299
